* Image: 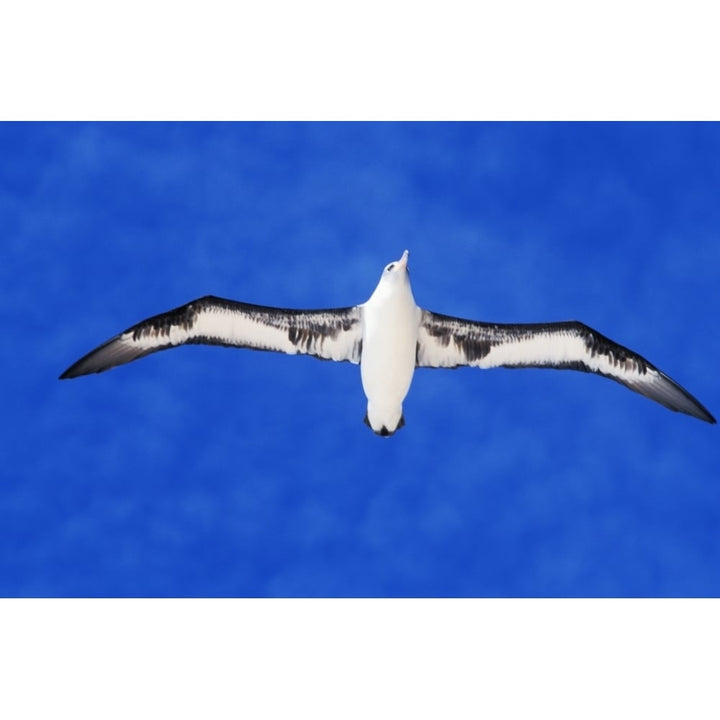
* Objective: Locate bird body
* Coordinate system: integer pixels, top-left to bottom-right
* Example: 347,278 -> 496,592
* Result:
60,250 -> 716,433
360,251 -> 421,434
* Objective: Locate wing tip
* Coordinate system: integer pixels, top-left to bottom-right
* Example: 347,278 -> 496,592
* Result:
687,404 -> 716,425
59,356 -> 97,379
59,360 -> 108,379
58,334 -> 143,380
58,353 -> 113,379
674,400 -> 716,424
647,370 -> 716,424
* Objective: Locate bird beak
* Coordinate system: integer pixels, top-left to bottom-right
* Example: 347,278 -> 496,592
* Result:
398,250 -> 409,270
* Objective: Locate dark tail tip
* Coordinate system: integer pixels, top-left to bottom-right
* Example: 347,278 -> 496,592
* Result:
363,413 -> 406,436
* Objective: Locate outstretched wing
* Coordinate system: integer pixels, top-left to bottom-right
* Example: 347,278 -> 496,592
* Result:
60,296 -> 363,379
416,310 -> 715,423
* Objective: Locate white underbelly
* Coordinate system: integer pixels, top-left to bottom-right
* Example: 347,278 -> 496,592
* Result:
360,306 -> 420,407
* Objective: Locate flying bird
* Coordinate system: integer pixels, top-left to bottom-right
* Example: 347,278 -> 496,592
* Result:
60,251 -> 715,435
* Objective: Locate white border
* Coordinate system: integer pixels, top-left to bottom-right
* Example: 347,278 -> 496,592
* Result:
2,2 -> 719,119
1,599 -> 718,719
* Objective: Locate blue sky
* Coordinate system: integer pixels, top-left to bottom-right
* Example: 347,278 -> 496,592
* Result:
2,122 -> 719,597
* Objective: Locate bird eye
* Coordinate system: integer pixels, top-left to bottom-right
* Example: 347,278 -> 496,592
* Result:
386,263 -> 395,272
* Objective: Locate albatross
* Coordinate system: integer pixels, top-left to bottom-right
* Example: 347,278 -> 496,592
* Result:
60,250 -> 715,434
